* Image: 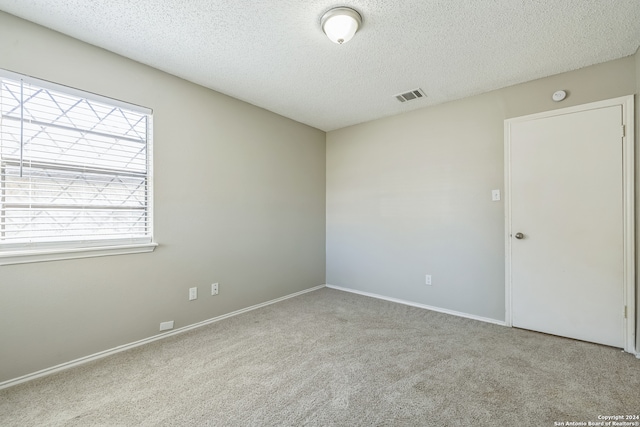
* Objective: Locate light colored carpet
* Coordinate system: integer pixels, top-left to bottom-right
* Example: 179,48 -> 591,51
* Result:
1,287 -> 639,426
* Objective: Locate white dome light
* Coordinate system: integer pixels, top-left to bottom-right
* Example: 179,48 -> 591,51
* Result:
321,7 -> 362,44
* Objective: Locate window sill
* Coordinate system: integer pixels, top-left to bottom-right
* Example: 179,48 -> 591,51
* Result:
0,243 -> 158,266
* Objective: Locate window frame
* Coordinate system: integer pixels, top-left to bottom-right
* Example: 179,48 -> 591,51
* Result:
0,69 -> 157,266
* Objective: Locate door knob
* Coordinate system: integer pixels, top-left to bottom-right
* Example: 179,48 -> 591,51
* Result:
515,232 -> 524,239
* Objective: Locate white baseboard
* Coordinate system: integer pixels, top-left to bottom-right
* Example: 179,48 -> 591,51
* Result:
325,284 -> 506,326
0,284 -> 326,390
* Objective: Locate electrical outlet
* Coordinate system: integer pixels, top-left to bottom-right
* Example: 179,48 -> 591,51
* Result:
189,287 -> 198,301
211,282 -> 219,296
159,321 -> 174,331
425,274 -> 432,285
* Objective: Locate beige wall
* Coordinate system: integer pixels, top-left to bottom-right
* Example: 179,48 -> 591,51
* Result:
327,56 -> 637,322
0,12 -> 326,382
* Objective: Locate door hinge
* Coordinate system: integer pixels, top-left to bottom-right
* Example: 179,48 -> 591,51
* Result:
624,305 -> 627,318
621,125 -> 625,138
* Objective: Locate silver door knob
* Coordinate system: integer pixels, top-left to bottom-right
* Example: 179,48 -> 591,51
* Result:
515,232 -> 524,239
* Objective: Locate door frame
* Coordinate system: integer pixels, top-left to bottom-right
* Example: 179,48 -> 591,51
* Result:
504,95 -> 636,354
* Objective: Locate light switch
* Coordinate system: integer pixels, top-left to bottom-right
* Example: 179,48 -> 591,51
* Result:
492,189 -> 501,201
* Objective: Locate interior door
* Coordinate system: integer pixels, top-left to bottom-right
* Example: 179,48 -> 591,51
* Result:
509,105 -> 624,348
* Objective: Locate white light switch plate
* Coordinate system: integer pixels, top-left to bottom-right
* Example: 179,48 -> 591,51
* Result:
492,189 -> 501,201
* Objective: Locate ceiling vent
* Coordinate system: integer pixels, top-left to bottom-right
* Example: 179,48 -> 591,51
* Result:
395,88 -> 426,103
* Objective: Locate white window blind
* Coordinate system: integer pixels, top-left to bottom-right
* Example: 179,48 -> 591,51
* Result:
0,70 -> 153,253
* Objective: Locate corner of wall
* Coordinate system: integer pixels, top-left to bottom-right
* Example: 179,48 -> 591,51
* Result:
635,46 -> 640,354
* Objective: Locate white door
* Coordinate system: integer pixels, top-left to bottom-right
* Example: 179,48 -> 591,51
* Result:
508,104 -> 625,348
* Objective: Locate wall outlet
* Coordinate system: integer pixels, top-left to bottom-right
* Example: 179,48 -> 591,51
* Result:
159,321 -> 174,331
425,274 -> 432,285
211,282 -> 219,296
189,287 -> 198,301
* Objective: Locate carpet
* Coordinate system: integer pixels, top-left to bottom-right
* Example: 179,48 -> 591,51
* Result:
1,287 -> 638,426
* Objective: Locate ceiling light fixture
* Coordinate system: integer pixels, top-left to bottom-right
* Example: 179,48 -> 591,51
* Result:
321,7 -> 362,44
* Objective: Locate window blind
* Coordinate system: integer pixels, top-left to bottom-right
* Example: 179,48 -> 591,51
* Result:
0,71 -> 153,250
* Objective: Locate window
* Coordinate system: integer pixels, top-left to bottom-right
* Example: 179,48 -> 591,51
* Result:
0,70 -> 156,265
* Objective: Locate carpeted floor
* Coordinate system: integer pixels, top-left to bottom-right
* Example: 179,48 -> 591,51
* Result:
1,287 -> 639,426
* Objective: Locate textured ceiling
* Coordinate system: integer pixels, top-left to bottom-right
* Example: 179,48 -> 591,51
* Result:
1,1 -> 639,131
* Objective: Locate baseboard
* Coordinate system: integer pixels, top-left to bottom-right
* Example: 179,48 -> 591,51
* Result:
0,284 -> 326,390
325,284 -> 506,326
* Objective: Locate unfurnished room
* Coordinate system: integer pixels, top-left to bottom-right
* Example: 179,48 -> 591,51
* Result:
0,1 -> 639,426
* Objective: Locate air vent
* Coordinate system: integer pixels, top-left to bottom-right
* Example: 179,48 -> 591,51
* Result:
395,88 -> 426,103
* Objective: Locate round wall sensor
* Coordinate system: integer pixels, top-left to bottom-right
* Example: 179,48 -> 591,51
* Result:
552,90 -> 567,102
